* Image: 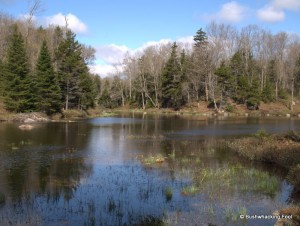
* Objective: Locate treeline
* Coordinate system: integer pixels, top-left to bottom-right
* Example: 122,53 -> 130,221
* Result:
0,13 -> 100,114
100,23 -> 300,111
1,12 -> 300,113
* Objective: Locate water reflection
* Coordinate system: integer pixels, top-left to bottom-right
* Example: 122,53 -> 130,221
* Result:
0,115 -> 299,225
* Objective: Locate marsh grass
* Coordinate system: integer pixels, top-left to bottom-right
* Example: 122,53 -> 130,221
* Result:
142,154 -> 165,165
164,187 -> 173,201
184,164 -> 281,198
0,192 -> 5,204
181,185 -> 198,196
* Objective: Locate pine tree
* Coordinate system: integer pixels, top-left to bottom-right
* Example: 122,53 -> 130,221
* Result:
193,28 -> 207,47
0,60 -> 6,100
78,73 -> 96,110
161,42 -> 182,109
246,78 -> 261,110
56,30 -> 87,110
5,25 -> 31,112
215,61 -> 233,100
36,40 -> 61,114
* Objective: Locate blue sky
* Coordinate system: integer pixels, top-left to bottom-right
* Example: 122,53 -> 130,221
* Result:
1,0 -> 300,76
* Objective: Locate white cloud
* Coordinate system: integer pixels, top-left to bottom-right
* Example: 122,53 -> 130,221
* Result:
257,6 -> 285,22
45,13 -> 88,34
257,0 -> 300,23
273,0 -> 300,11
204,1 -> 247,23
95,44 -> 130,65
92,36 -> 192,77
89,64 -> 124,77
218,1 -> 247,22
19,14 -> 37,22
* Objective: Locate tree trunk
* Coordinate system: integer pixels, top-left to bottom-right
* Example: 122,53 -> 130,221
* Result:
65,79 -> 69,110
142,92 -> 145,110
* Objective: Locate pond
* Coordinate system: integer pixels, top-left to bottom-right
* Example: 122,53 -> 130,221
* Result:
0,114 -> 300,225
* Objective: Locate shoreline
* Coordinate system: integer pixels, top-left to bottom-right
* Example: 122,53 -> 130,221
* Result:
1,107 -> 300,123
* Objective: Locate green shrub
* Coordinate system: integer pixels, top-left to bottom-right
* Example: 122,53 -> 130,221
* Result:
278,89 -> 288,100
253,129 -> 269,138
225,104 -> 234,113
246,97 -> 259,110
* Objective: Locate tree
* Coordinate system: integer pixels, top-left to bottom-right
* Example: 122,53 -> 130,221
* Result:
161,42 -> 182,109
56,30 -> 87,110
5,25 -> 31,112
215,61 -> 233,106
99,80 -> 112,108
78,73 -> 96,110
36,40 -> 61,114
193,28 -> 207,47
0,59 -> 8,100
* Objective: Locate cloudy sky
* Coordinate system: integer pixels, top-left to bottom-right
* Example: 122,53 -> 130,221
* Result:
1,0 -> 300,76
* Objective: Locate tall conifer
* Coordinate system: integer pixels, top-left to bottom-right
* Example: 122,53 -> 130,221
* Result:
36,40 -> 61,114
5,25 -> 30,112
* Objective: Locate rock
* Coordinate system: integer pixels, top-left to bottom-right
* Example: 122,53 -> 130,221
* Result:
18,124 -> 34,130
24,118 -> 35,123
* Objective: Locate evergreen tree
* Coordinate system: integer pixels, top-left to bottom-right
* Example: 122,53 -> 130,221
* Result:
246,78 -> 261,110
193,28 -> 207,47
161,42 -> 182,109
56,30 -> 87,110
78,73 -> 96,110
215,61 -> 233,101
0,60 -> 6,100
262,78 -> 274,103
36,40 -> 61,114
5,26 -> 31,112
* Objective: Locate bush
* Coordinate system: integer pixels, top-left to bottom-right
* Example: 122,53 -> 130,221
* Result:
278,89 -> 288,100
246,97 -> 259,110
253,129 -> 269,138
225,104 -> 234,113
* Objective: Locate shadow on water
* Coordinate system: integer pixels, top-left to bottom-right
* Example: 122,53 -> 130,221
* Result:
0,114 -> 300,225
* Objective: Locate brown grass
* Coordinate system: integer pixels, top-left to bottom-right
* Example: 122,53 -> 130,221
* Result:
62,109 -> 87,119
227,134 -> 300,167
279,206 -> 300,225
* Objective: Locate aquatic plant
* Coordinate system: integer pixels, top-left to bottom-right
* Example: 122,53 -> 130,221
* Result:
0,192 -> 5,204
181,185 -> 198,196
142,154 -> 165,165
164,187 -> 173,201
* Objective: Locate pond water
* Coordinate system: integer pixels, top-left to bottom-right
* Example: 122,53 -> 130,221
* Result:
0,114 -> 300,226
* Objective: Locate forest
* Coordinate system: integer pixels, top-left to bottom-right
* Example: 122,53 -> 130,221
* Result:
1,12 -> 300,115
